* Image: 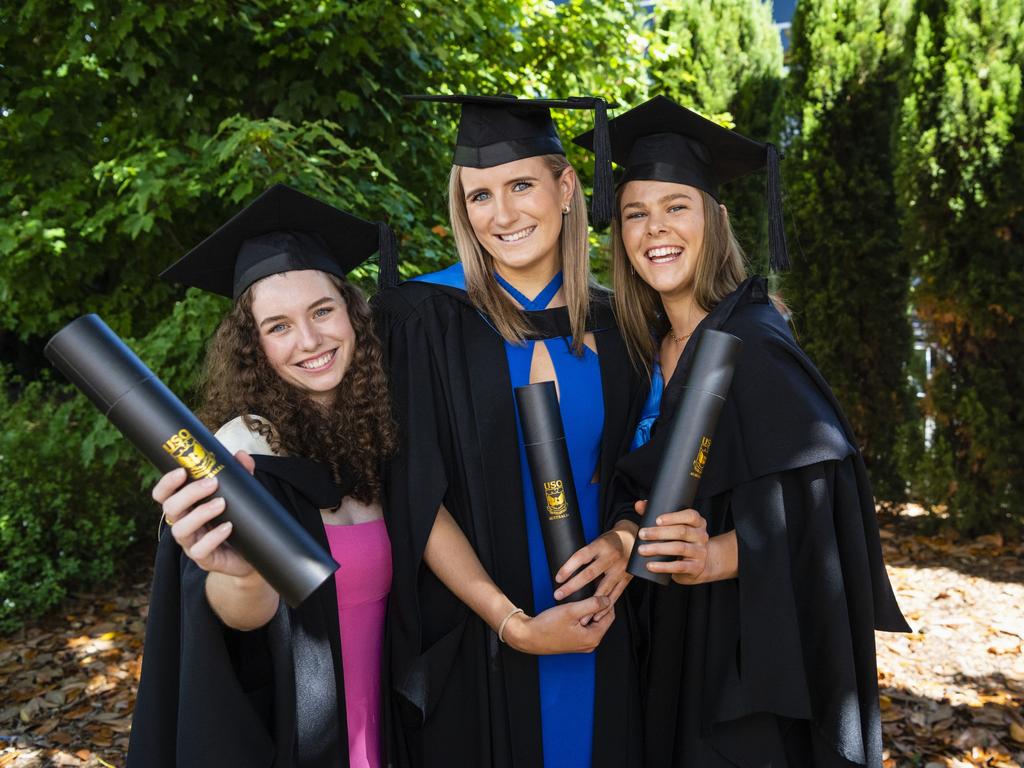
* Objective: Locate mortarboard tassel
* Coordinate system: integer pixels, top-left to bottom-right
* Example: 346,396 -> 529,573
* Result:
590,99 -> 615,228
377,221 -> 399,290
766,143 -> 790,272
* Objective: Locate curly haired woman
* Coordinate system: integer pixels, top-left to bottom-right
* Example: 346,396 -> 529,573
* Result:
128,184 -> 398,768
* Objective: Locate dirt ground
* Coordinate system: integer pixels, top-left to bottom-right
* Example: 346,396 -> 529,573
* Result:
1,511 -> 1022,768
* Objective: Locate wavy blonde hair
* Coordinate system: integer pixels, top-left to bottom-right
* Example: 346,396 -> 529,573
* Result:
197,274 -> 397,503
447,154 -> 598,354
612,188 -> 748,374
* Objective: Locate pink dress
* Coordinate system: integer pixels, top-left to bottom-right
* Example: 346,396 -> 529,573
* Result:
324,519 -> 392,768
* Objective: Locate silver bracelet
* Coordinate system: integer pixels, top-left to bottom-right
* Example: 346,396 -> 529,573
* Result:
497,607 -> 525,644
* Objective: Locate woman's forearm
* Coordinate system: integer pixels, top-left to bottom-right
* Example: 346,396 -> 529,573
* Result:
205,571 -> 280,631
423,505 -> 518,632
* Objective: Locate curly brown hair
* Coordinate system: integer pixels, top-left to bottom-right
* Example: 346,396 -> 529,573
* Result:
197,274 -> 396,504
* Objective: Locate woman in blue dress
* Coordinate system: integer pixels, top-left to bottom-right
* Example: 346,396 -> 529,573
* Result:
375,95 -> 645,768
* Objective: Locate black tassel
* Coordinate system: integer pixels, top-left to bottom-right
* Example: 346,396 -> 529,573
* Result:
766,143 -> 790,272
590,99 -> 615,228
377,221 -> 399,290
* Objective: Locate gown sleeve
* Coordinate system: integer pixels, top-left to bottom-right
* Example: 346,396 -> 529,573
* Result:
127,531 -> 278,768
708,456 -> 908,766
374,288 -> 468,725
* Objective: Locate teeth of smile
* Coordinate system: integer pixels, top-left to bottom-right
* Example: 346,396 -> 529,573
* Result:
647,246 -> 682,260
298,351 -> 334,369
498,226 -> 535,243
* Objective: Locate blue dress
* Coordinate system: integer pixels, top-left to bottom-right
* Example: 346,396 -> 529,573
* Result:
414,264 -> 601,768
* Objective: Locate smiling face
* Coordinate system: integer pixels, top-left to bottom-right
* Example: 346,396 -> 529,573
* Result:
619,180 -> 707,300
250,270 -> 355,406
459,155 -> 575,281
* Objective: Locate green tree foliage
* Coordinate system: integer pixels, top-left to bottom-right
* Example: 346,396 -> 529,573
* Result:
0,0 -> 649,629
647,0 -> 784,272
1,1 -> 648,342
782,0 -> 915,503
895,0 -> 1024,532
0,1 -> 492,347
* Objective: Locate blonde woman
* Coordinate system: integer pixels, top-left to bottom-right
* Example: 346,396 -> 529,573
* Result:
374,95 -> 645,768
575,96 -> 909,768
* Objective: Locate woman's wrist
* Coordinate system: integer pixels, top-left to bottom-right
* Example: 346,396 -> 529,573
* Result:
501,611 -> 533,652
612,519 -> 639,537
205,570 -> 278,630
695,531 -> 739,584
497,607 -> 524,643
224,568 -> 269,593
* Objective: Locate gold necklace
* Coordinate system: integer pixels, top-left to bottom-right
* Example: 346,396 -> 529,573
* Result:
668,328 -> 692,344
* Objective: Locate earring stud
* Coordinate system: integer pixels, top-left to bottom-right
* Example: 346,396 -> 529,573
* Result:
562,204 -> 571,215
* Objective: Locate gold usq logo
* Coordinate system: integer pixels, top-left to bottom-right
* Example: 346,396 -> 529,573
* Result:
690,435 -> 712,479
543,479 -> 569,519
162,428 -> 225,480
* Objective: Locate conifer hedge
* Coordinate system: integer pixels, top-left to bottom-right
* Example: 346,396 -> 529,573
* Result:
895,0 -> 1024,533
781,0 -> 915,504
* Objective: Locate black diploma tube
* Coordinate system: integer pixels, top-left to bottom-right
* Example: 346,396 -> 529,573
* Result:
627,329 -> 742,586
515,381 -> 594,603
44,314 -> 339,608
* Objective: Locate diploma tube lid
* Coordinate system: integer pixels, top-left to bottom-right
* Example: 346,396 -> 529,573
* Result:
44,314 -> 339,607
515,381 -> 594,603
627,329 -> 742,585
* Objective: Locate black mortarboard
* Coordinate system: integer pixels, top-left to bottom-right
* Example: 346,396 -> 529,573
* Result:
161,183 -> 399,298
405,94 -> 615,227
573,95 -> 789,271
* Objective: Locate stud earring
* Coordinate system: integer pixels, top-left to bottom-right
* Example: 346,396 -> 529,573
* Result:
561,204 -> 571,215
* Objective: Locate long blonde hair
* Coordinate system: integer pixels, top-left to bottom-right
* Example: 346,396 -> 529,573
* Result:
612,188 -> 748,374
447,154 -> 595,353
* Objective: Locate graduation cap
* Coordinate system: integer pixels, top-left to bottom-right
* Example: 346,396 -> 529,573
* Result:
160,183 -> 399,298
405,93 -> 615,227
573,95 -> 789,271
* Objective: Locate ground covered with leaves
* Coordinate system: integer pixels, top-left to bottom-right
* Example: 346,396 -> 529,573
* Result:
1,514 -> 1022,767
876,514 -> 1024,767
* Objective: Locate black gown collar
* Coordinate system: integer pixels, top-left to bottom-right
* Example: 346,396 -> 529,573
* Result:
251,455 -> 348,509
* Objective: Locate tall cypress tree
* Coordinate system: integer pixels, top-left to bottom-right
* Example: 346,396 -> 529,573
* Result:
895,0 -> 1024,532
782,0 -> 914,504
647,0 -> 783,272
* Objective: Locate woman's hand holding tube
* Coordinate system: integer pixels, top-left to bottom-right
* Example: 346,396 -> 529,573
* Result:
635,500 -> 709,581
153,450 -> 279,630
157,464 -> 252,578
553,520 -> 637,622
634,500 -> 738,585
424,505 -> 619,655
502,597 -> 615,655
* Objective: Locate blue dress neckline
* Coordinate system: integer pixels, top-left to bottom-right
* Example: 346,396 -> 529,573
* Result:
492,270 -> 564,311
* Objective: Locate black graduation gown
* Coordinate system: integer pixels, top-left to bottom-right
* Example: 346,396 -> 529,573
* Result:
127,456 -> 353,768
373,280 -> 647,768
611,277 -> 911,768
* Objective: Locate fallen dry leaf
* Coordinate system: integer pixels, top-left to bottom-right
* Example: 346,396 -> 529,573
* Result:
1010,721 -> 1024,744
